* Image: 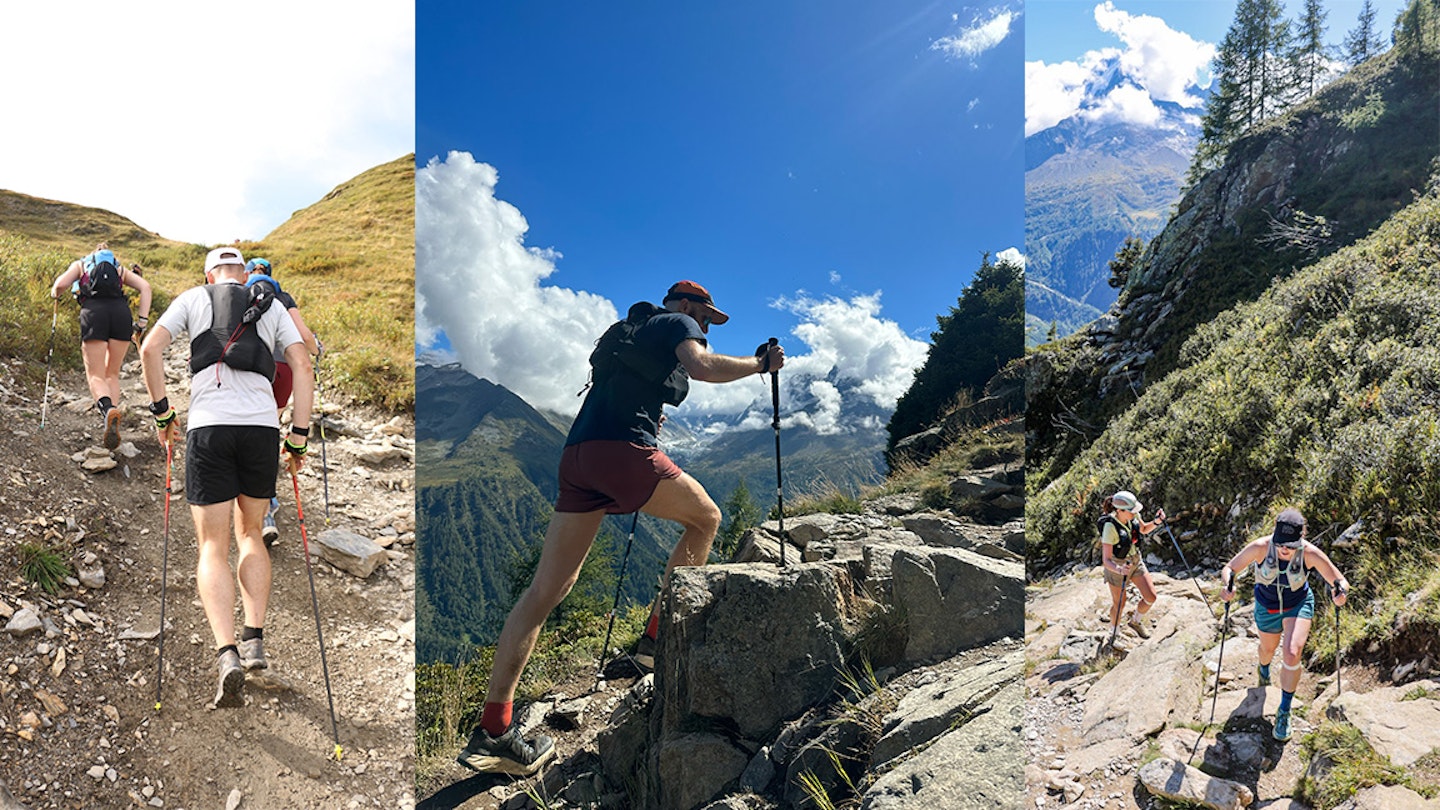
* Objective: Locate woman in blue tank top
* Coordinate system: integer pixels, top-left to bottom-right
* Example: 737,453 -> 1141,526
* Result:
1219,508 -> 1350,742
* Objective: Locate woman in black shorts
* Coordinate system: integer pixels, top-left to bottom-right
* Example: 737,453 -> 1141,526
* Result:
50,242 -> 153,448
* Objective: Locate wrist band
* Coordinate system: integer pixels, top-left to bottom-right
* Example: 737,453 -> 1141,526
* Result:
290,425 -> 310,438
149,397 -> 170,416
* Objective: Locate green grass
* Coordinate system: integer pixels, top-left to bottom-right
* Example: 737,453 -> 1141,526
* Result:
18,542 -> 71,594
1297,721 -> 1431,809
414,603 -> 648,760
0,156 -> 415,412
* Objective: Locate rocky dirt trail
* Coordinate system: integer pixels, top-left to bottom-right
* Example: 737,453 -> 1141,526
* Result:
1025,566 -> 1440,809
0,353 -> 417,810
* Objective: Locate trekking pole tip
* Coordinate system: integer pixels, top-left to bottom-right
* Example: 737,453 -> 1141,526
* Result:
154,701 -> 162,712
334,744 -> 344,761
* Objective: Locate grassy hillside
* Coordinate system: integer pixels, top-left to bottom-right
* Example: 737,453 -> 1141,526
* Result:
1027,40 -> 1440,486
1028,186 -> 1440,661
0,155 -> 414,411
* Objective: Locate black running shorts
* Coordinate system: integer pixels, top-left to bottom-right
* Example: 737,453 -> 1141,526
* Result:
185,425 -> 280,506
78,297 -> 133,342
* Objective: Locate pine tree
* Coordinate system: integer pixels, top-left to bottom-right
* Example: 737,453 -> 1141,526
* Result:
1187,0 -> 1293,184
1291,0 -> 1332,100
1344,0 -> 1386,65
714,479 -> 762,563
1107,237 -> 1146,292
1395,0 -> 1440,58
885,254 -> 1023,453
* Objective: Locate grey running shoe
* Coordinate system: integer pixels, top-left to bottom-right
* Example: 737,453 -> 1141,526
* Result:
1258,664 -> 1271,687
239,637 -> 268,671
1127,612 -> 1153,639
102,407 -> 123,450
262,513 -> 279,547
456,725 -> 555,776
213,649 -> 244,708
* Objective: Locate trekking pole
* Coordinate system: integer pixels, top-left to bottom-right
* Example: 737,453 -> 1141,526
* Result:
154,438 -> 174,711
1106,565 -> 1131,653
288,457 -> 343,761
313,339 -> 331,526
596,512 -> 640,680
760,337 -> 785,567
41,298 -> 58,429
1162,524 -> 1217,619
1334,583 -> 1343,696
1208,569 -> 1234,727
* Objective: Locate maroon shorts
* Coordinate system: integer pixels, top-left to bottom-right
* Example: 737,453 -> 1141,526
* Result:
555,440 -> 683,514
272,361 -> 293,410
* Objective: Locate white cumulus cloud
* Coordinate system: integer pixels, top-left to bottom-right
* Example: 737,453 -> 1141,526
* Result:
418,153 -> 932,434
415,152 -> 617,415
1025,2 -> 1213,137
934,7 -> 1017,64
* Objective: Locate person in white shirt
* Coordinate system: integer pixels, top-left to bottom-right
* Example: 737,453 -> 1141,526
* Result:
139,246 -> 314,709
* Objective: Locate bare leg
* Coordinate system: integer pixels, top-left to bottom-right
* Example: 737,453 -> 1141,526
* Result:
1107,582 -> 1127,629
104,338 -> 129,403
234,495 -> 271,628
485,509 -> 606,705
1257,630 -> 1281,668
1133,571 -> 1158,616
192,502 -> 238,649
641,474 -> 722,579
81,341 -> 109,403
1279,616 -> 1313,693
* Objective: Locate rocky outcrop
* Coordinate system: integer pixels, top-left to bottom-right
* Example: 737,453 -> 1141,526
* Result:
469,462 -> 1025,810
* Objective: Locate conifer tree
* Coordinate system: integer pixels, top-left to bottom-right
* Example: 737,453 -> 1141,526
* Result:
1394,0 -> 1440,58
885,254 -> 1023,453
1291,0 -> 1332,99
1344,0 -> 1386,64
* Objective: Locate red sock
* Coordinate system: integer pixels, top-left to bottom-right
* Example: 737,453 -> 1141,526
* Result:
480,701 -> 512,737
645,611 -> 659,640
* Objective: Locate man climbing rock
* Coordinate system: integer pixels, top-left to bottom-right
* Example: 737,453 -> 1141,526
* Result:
456,280 -> 785,775
139,247 -> 314,709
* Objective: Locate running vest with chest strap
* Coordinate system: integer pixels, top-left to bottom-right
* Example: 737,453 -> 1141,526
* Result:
1097,514 -> 1141,560
189,284 -> 277,381
1254,539 -> 1309,613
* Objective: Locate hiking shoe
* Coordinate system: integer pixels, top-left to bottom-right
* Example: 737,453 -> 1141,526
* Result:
1257,665 -> 1271,687
213,649 -> 244,709
1127,613 -> 1152,639
239,637 -> 268,671
262,513 -> 279,547
634,634 -> 656,673
102,407 -> 123,450
455,725 -> 555,776
1273,708 -> 1292,741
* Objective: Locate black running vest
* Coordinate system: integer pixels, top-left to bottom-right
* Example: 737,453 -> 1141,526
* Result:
189,285 -> 276,381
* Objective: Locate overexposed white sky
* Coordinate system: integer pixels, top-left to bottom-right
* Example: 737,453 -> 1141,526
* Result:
0,2 -> 414,245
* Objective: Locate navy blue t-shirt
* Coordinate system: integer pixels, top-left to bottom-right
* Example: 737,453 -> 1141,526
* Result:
567,310 -> 705,447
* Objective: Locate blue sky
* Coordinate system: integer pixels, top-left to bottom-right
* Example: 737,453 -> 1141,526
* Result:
0,2 -> 413,245
416,1 -> 1025,426
1026,0 -> 1412,136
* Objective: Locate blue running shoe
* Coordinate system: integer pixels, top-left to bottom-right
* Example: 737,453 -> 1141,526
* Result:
1273,708 -> 1292,741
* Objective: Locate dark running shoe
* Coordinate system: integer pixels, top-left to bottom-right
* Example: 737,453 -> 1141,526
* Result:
239,637 -> 268,671
633,634 -> 656,673
213,649 -> 244,709
456,725 -> 555,776
102,407 -> 123,450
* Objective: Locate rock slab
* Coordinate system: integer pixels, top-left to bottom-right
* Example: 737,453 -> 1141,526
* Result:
1138,757 -> 1254,810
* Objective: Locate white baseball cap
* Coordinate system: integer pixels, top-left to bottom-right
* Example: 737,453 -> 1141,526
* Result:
204,247 -> 246,273
1110,490 -> 1142,512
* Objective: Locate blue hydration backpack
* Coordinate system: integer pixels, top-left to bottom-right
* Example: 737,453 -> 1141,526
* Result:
77,250 -> 124,300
